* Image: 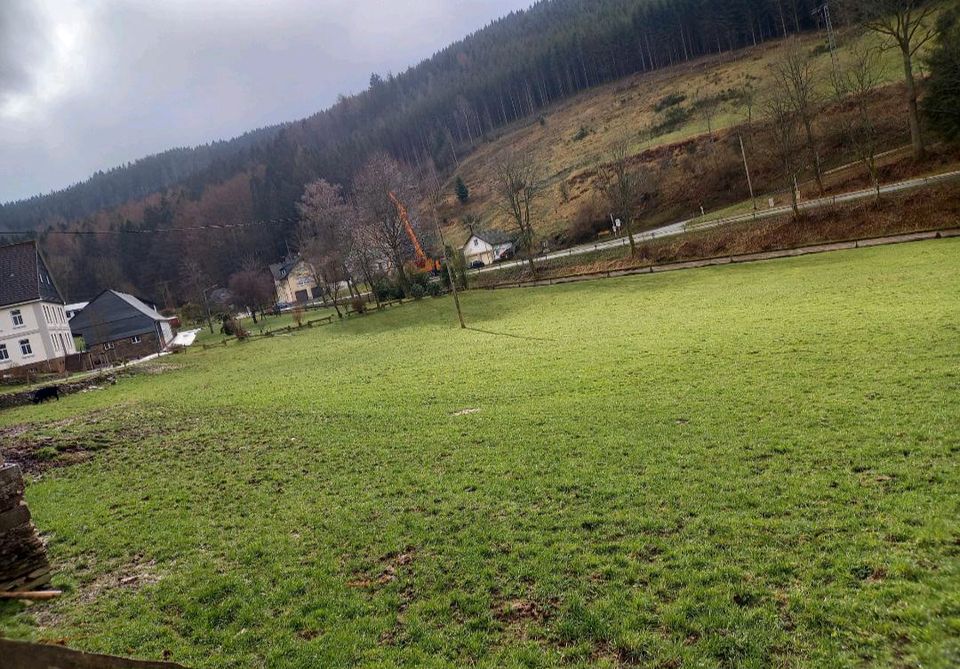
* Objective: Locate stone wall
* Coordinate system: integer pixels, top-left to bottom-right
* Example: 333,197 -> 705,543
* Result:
0,373 -> 117,411
0,463 -> 50,592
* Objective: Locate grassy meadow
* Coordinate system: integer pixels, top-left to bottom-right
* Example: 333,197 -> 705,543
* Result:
1,239 -> 959,667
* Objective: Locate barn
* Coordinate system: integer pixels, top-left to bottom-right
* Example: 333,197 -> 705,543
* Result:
68,290 -> 175,362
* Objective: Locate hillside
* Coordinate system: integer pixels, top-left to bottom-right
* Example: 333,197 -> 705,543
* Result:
0,0 -> 841,303
434,25 -> 928,247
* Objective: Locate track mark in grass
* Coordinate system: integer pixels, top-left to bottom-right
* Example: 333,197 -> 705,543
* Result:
348,549 -> 416,589
495,598 -> 553,626
452,407 -> 481,416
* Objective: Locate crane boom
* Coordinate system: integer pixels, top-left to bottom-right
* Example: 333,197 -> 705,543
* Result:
388,191 -> 429,267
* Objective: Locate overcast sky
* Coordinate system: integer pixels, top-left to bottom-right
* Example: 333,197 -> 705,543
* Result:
0,0 -> 531,203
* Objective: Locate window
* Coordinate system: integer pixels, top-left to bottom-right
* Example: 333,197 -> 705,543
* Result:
59,333 -> 68,352
51,334 -> 59,351
19,339 -> 33,356
0,345 -> 8,361
103,342 -> 115,351
131,335 -> 142,344
11,309 -> 23,327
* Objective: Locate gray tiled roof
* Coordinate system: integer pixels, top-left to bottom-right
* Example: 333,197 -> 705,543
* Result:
0,240 -> 64,308
269,256 -> 302,281
468,229 -> 515,246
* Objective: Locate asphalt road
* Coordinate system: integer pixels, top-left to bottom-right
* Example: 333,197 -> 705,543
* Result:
472,168 -> 960,275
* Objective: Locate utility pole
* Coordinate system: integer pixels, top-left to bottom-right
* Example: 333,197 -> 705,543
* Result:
426,166 -> 466,330
434,217 -> 466,329
738,133 -> 757,214
812,2 -> 841,81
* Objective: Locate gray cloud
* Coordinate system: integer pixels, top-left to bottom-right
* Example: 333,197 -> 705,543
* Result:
0,0 -> 530,203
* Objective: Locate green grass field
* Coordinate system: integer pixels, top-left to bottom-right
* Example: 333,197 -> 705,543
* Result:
2,239 -> 959,668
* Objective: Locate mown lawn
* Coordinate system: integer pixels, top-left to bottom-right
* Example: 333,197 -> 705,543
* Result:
1,239 -> 959,668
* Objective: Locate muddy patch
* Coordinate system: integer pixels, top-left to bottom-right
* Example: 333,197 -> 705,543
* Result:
0,409 -> 117,475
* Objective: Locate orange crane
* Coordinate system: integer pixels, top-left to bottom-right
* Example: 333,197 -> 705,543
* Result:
389,191 -> 440,272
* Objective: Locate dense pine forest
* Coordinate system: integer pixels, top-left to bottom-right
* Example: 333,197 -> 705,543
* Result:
0,0 -> 850,302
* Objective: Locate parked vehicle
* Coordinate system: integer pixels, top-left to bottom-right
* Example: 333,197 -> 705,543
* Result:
470,260 -> 486,269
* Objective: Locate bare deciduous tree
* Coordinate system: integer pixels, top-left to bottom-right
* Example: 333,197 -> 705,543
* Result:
228,259 -> 274,324
832,43 -> 885,203
353,152 -> 420,293
297,179 -> 356,318
493,152 -> 542,276
763,89 -> 803,219
773,39 -> 825,194
595,141 -> 656,257
849,0 -> 937,159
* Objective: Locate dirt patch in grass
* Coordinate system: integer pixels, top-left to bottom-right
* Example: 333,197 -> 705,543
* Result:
33,554 -> 163,632
0,405 -> 178,475
348,549 -> 416,589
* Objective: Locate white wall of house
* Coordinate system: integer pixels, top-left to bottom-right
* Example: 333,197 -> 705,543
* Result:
0,301 -> 75,371
463,236 -> 495,265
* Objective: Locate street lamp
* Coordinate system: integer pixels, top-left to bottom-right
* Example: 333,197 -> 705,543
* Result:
202,284 -> 219,334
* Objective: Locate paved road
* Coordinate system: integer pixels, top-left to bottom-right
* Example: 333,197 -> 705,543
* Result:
472,168 -> 960,275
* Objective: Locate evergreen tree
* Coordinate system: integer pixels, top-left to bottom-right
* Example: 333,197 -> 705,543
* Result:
925,8 -> 960,143
455,176 -> 470,203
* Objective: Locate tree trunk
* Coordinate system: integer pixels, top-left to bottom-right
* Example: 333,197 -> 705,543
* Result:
901,45 -> 925,160
801,116 -> 825,195
625,217 -> 637,257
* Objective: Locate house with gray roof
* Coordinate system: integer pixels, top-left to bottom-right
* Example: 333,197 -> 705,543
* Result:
269,256 -> 318,304
462,229 -> 516,266
69,290 -> 175,362
0,240 -> 76,375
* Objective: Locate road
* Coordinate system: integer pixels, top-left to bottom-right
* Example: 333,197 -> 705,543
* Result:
472,168 -> 960,275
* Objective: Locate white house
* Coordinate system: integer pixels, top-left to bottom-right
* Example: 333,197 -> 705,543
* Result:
462,230 -> 515,266
0,240 -> 76,375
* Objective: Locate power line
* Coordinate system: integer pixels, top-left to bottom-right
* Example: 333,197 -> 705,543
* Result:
0,216 -> 301,238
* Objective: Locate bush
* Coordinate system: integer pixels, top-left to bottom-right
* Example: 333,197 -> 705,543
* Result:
648,106 -> 692,139
406,270 -> 433,299
564,198 -> 609,245
372,277 -> 404,302
573,125 -> 592,142
654,92 -> 686,113
351,298 -> 366,314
